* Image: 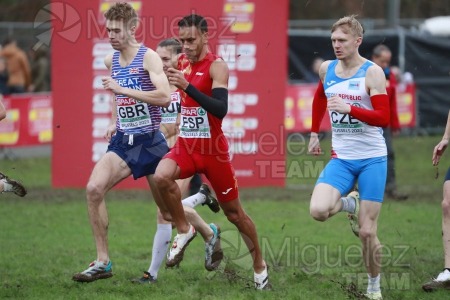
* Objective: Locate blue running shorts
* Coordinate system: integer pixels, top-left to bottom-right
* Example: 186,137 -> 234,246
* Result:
107,130 -> 169,179
316,156 -> 387,202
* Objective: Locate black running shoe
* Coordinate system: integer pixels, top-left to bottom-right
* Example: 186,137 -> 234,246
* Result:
131,271 -> 157,284
199,184 -> 220,213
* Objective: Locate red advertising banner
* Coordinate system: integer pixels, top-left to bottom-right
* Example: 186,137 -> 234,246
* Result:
0,93 -> 52,147
52,0 -> 288,188
284,83 -> 416,133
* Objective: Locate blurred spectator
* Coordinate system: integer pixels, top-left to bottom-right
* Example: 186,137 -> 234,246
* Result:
371,44 -> 408,201
0,94 -> 6,121
0,57 -> 8,95
29,46 -> 50,92
306,56 -> 324,83
390,65 -> 414,93
0,37 -> 31,94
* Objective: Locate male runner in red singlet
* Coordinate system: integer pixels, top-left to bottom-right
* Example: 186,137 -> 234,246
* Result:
152,14 -> 270,290
133,38 -> 221,284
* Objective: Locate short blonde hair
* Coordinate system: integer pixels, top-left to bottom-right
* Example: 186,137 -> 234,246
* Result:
331,15 -> 364,37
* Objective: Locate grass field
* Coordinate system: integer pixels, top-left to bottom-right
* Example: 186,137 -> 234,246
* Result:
0,135 -> 448,299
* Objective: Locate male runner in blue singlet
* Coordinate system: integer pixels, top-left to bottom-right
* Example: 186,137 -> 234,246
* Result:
72,2 -> 171,282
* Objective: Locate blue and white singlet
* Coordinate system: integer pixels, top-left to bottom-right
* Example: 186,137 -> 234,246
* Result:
324,59 -> 387,159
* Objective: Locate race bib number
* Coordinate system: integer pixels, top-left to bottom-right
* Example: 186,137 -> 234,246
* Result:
161,92 -> 181,124
117,97 -> 151,129
330,111 -> 364,134
179,106 -> 211,138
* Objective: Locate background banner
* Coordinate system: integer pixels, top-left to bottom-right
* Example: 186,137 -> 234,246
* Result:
0,93 -> 52,147
52,0 -> 288,188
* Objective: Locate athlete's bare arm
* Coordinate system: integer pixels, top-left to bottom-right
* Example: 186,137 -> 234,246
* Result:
210,59 -> 229,89
433,110 -> 450,166
102,49 -> 171,108
365,64 -> 388,96
342,63 -> 389,127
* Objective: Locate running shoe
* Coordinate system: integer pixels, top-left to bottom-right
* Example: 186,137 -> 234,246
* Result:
131,271 -> 157,284
347,190 -> 360,237
422,269 -> 450,292
199,184 -> 220,213
364,291 -> 382,299
0,172 -> 27,197
254,265 -> 271,290
204,223 -> 223,271
166,224 -> 197,267
72,260 -> 113,282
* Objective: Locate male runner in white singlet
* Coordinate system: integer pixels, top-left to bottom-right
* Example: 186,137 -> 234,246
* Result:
308,15 -> 390,300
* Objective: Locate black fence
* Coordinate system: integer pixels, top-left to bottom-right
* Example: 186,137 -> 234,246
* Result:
289,29 -> 450,132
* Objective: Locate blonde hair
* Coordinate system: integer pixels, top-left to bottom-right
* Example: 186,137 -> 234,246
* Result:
331,15 -> 364,37
104,2 -> 138,27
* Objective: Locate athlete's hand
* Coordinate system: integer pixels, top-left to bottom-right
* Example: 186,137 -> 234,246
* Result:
308,133 -> 323,156
167,68 -> 189,90
102,76 -> 123,94
104,124 -> 117,142
327,95 -> 351,114
432,138 -> 449,166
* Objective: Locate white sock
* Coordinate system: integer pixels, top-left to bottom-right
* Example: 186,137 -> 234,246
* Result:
148,224 -> 172,278
1,179 -> 12,192
181,192 -> 206,208
367,274 -> 381,293
340,196 -> 356,213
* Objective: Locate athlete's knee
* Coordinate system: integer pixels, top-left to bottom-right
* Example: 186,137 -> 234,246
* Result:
358,226 -> 377,241
86,181 -> 105,201
310,205 -> 328,222
223,206 -> 245,225
153,172 -> 171,189
442,197 -> 450,217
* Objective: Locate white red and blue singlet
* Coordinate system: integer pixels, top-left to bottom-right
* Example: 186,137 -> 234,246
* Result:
111,45 -> 161,134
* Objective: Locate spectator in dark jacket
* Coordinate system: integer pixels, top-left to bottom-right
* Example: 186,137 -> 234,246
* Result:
371,44 -> 408,200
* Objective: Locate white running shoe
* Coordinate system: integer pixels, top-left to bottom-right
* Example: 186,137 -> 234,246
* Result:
364,291 -> 382,299
436,269 -> 450,282
254,265 -> 271,290
72,260 -> 113,282
166,224 -> 197,267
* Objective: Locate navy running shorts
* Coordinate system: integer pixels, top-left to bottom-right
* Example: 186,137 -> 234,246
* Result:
445,167 -> 450,182
107,130 -> 169,179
